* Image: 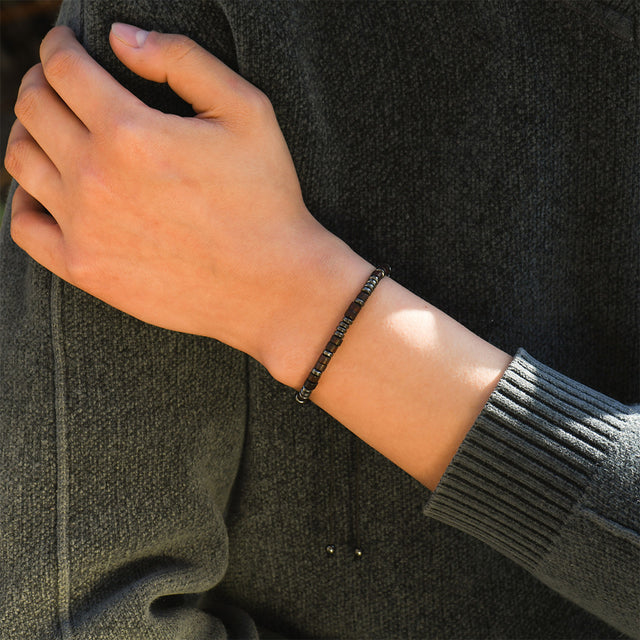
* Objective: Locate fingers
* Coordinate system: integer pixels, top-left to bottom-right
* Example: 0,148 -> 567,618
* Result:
10,186 -> 67,280
109,24 -> 256,118
14,63 -> 89,169
39,23 -> 264,132
4,120 -> 62,207
39,25 -> 145,131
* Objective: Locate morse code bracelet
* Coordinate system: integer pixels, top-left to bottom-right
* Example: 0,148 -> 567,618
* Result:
295,265 -> 390,404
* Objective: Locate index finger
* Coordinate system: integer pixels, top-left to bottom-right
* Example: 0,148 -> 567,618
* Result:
39,26 -> 145,132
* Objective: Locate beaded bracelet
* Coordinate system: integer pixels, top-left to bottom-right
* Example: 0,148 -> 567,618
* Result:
295,265 -> 390,404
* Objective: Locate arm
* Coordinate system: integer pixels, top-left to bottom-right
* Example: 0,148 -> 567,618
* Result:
5,22 -> 639,639
5,23 -> 511,492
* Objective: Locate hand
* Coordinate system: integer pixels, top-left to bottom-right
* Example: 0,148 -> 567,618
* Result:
4,24 -> 363,376
5,24 -> 511,490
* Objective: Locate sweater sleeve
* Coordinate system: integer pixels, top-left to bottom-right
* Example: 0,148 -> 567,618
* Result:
424,349 -> 640,639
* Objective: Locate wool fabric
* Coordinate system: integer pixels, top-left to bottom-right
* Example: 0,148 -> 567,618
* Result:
0,1 -> 638,639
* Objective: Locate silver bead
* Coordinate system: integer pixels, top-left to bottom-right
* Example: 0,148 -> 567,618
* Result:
325,544 -> 336,556
354,548 -> 363,559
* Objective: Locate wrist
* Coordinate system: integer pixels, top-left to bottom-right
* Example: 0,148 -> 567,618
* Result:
255,227 -> 373,389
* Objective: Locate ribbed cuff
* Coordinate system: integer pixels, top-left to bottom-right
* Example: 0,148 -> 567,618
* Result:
424,349 -> 628,572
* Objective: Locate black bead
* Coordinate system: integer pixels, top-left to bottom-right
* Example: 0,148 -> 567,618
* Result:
329,335 -> 343,347
296,266 -> 389,405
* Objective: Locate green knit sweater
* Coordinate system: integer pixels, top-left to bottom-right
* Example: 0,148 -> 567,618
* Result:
0,1 -> 638,639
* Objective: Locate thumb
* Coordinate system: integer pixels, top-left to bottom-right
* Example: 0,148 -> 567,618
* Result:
109,23 -> 243,117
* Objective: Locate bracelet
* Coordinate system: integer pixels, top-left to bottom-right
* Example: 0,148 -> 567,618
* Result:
295,265 -> 390,404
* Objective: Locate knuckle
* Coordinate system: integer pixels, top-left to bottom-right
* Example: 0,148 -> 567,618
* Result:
42,25 -> 74,46
112,116 -> 141,142
21,63 -> 45,87
164,34 -> 198,62
244,87 -> 274,118
231,86 -> 274,125
9,211 -> 23,245
65,249 -> 94,286
66,252 -> 106,295
109,115 -> 147,157
14,85 -> 40,122
43,47 -> 78,80
90,110 -> 147,161
39,25 -> 74,61
9,219 -> 26,249
9,206 -> 33,250
4,139 -> 27,176
65,257 -> 87,286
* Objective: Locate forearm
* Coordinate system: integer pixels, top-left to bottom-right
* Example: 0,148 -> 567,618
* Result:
4,13 -> 510,492
266,247 -> 511,490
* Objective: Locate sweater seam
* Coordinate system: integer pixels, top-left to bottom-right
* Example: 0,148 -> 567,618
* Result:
51,275 -> 72,639
579,506 -> 640,547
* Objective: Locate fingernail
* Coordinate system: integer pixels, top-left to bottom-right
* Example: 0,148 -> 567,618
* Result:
111,23 -> 149,48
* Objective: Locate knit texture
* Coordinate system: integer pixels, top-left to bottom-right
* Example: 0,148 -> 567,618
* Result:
0,1 -> 638,639
426,349 -> 640,633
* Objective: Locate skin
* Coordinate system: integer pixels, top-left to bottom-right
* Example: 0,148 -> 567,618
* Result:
5,24 -> 511,490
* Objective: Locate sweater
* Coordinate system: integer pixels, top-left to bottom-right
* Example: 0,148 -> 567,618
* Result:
0,0 -> 638,638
